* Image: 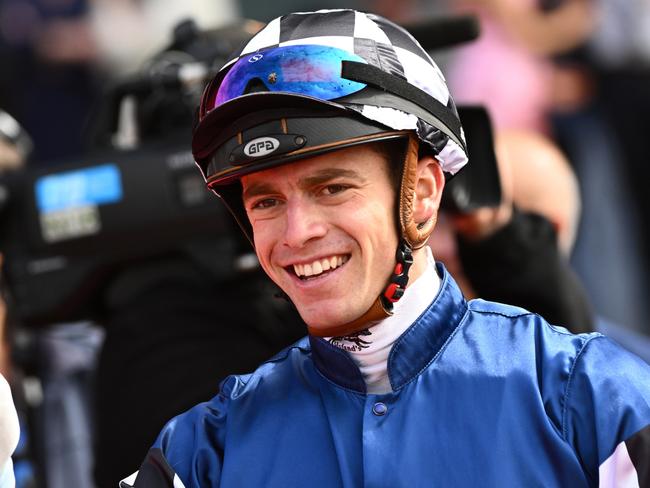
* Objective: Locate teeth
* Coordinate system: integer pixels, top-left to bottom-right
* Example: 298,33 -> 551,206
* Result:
292,255 -> 348,278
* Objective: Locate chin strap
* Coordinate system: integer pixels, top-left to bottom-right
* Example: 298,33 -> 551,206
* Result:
307,240 -> 413,337
399,134 -> 437,250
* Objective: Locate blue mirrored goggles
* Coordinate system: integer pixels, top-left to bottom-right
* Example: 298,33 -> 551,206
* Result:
207,45 -> 368,111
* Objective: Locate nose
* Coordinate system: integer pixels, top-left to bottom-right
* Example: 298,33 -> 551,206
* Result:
283,197 -> 327,248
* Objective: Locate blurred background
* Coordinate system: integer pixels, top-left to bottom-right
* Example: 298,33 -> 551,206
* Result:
2,0 -> 650,486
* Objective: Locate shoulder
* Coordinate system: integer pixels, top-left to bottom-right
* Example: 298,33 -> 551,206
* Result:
457,299 -> 606,425
467,298 -> 535,319
458,299 -> 596,379
465,299 -> 650,385
147,337 -> 312,485
157,336 -> 312,445
220,336 -> 314,399
562,334 -> 650,481
465,297 -> 580,342
563,333 -> 650,436
462,299 -> 644,394
461,300 -> 650,477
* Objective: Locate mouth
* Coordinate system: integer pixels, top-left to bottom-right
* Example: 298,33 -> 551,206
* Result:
287,254 -> 350,281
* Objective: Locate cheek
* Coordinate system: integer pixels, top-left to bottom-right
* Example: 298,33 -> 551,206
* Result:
345,202 -> 398,260
251,225 -> 272,265
251,221 -> 285,280
365,201 -> 398,245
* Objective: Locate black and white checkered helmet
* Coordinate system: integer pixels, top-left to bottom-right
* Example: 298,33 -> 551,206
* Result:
192,9 -> 468,244
193,9 -> 468,176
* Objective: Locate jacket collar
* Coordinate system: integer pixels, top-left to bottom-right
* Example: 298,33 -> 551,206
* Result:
309,263 -> 468,394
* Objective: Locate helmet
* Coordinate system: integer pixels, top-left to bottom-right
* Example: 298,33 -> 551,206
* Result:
192,9 -> 469,335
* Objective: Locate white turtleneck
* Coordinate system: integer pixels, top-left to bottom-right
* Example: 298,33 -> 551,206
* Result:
327,247 -> 440,394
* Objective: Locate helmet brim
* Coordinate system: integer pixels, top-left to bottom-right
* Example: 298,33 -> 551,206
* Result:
192,91 -> 348,165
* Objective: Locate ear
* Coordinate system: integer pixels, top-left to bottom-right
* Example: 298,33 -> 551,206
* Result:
413,155 -> 445,225
399,137 -> 445,249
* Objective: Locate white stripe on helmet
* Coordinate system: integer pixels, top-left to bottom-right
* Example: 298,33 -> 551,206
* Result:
353,10 -> 392,44
241,17 -> 281,55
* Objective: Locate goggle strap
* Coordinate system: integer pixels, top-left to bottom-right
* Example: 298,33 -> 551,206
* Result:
341,60 -> 466,152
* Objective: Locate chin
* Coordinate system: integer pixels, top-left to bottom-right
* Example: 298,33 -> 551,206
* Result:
299,311 -> 343,331
297,304 -> 366,334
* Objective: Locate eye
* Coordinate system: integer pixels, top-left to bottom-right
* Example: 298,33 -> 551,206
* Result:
321,184 -> 349,196
250,197 -> 279,210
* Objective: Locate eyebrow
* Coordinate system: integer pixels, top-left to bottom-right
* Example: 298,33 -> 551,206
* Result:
242,167 -> 366,202
242,181 -> 276,202
301,168 -> 366,187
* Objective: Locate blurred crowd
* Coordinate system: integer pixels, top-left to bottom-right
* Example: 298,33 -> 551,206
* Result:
2,0 -> 650,486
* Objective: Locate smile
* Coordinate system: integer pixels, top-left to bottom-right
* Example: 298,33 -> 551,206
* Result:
291,255 -> 349,279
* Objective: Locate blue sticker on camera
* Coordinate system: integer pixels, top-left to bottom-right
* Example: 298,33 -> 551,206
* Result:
35,164 -> 123,212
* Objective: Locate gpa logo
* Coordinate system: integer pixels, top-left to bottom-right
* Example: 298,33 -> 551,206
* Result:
244,137 -> 280,158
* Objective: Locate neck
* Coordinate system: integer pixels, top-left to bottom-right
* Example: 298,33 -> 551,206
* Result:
326,246 -> 439,394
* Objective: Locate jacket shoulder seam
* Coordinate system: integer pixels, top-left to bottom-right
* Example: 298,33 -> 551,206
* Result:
561,334 -> 605,442
468,305 -> 532,320
469,306 -> 580,337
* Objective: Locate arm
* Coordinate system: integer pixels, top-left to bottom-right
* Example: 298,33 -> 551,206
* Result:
456,209 -> 595,333
120,448 -> 187,488
563,336 -> 650,485
494,0 -> 597,55
120,376 -> 234,488
461,0 -> 598,55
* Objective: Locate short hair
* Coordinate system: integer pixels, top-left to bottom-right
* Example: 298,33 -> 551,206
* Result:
369,138 -> 409,194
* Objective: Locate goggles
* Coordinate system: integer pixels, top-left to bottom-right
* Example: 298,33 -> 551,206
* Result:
203,45 -> 368,114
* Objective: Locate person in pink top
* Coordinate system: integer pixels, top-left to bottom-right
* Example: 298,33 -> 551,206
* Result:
447,0 -> 596,132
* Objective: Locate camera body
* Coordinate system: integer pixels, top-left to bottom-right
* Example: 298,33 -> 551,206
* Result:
0,135 -> 234,325
442,105 -> 502,213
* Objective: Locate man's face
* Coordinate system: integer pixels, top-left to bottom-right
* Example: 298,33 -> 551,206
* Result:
241,144 -> 398,332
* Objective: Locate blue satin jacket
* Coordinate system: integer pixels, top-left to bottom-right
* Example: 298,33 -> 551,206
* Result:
124,265 -> 650,487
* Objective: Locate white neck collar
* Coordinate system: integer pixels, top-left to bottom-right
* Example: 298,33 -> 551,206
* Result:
327,247 -> 440,393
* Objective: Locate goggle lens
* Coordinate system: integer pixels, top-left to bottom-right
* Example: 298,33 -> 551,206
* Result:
210,45 -> 368,110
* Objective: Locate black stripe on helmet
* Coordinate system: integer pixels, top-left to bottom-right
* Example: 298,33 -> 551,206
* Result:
366,13 -> 433,63
279,10 -> 356,42
341,60 -> 465,151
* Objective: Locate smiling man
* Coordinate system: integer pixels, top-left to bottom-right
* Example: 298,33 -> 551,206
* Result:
123,10 -> 650,488
241,145 -> 414,334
